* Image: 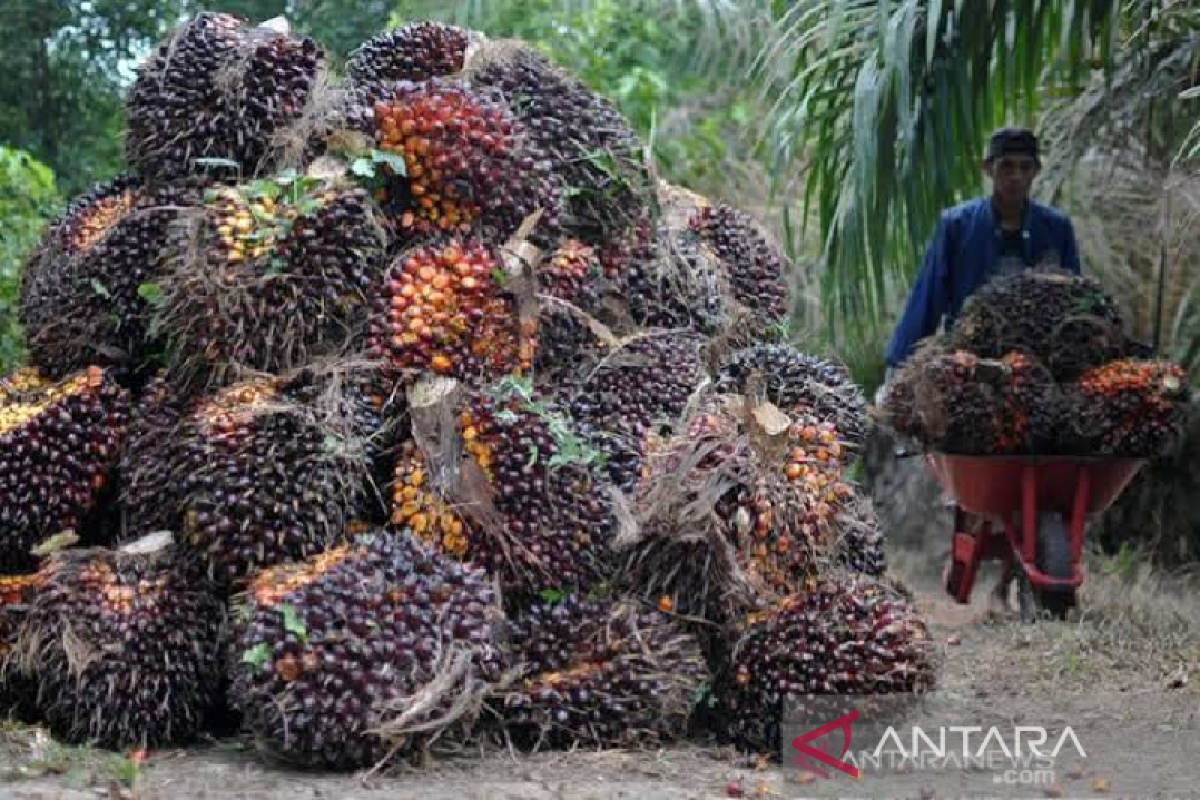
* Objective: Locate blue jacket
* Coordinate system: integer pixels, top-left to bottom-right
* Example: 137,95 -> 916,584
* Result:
884,198 -> 1081,368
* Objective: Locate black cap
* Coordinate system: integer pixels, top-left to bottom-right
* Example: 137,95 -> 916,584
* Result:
986,127 -> 1040,163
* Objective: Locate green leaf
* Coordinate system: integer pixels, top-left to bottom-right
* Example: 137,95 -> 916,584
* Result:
526,444 -> 539,468
137,282 -> 165,306
490,267 -> 509,287
89,279 -> 111,298
279,603 -> 307,642
350,158 -> 375,179
539,588 -> 565,605
241,642 -> 271,671
370,149 -> 408,176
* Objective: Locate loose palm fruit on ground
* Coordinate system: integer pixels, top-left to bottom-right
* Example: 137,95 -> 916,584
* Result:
16,535 -> 224,749
347,22 -> 471,89
159,177 -> 387,393
494,595 -> 707,749
0,366 -> 129,574
230,530 -> 504,770
949,269 -> 1127,381
0,573 -> 40,718
368,78 -> 561,242
1076,360 -> 1189,456
719,574 -> 936,754
172,371 -> 374,589
466,41 -> 650,242
689,204 -> 790,337
370,237 -> 532,388
716,344 -> 868,454
126,12 -> 323,181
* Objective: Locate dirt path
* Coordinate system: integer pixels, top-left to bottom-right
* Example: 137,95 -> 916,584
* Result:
3,556 -> 1196,800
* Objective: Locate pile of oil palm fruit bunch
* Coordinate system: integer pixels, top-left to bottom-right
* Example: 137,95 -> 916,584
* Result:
882,270 -> 1191,456
0,12 -> 936,769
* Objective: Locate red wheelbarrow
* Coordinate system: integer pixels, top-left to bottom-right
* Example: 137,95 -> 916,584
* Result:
926,454 -> 1145,619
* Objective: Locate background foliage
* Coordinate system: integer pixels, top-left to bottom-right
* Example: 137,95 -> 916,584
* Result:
0,147 -> 58,373
0,0 -> 1195,388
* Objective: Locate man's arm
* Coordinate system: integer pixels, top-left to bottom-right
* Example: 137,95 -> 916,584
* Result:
885,214 -> 953,368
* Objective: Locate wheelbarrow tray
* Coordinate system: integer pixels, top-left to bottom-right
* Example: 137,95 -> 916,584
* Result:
927,454 -> 1144,517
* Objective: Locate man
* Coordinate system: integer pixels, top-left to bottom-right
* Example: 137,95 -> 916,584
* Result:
880,127 -> 1082,614
883,127 -> 1081,375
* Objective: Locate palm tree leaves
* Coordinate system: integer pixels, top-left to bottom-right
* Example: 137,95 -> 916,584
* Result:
759,0 -> 1122,338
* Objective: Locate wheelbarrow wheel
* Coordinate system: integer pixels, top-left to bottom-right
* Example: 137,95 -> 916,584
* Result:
1018,513 -> 1075,621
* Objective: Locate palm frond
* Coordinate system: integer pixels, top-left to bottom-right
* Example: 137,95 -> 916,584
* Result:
760,0 -> 1124,339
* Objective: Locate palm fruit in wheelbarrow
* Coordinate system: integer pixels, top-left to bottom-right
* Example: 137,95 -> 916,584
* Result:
617,395 -> 853,626
717,573 -> 936,754
126,12 -> 324,182
882,347 -> 1055,454
229,529 -> 504,769
948,269 -> 1127,381
0,366 -> 129,574
1075,359 -> 1189,456
14,533 -> 225,749
492,594 -> 707,749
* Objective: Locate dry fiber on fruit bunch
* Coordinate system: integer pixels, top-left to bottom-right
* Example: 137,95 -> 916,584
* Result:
0,10 -> 937,767
617,394 -> 859,628
0,367 -> 129,574
391,377 -> 616,605
0,573 -> 41,718
881,271 -> 1190,457
229,529 -> 504,769
10,533 -> 225,749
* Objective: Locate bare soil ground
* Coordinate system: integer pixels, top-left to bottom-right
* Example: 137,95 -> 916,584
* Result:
2,549 -> 1196,800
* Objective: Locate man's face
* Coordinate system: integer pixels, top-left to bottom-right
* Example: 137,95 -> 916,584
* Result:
984,154 -> 1039,205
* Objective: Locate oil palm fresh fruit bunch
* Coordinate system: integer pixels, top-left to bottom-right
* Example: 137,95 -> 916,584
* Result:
1076,359 -> 1189,456
364,78 -> 562,243
167,368 -> 375,589
392,379 -> 614,604
949,269 -> 1127,381
126,12 -> 324,182
716,344 -> 868,456
717,574 -> 935,754
619,395 -> 853,627
20,178 -> 199,380
0,366 -> 129,574
370,237 -> 535,389
229,529 -> 505,769
158,175 -> 387,392
0,572 -> 41,718
15,533 -> 224,749
493,595 -> 706,749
